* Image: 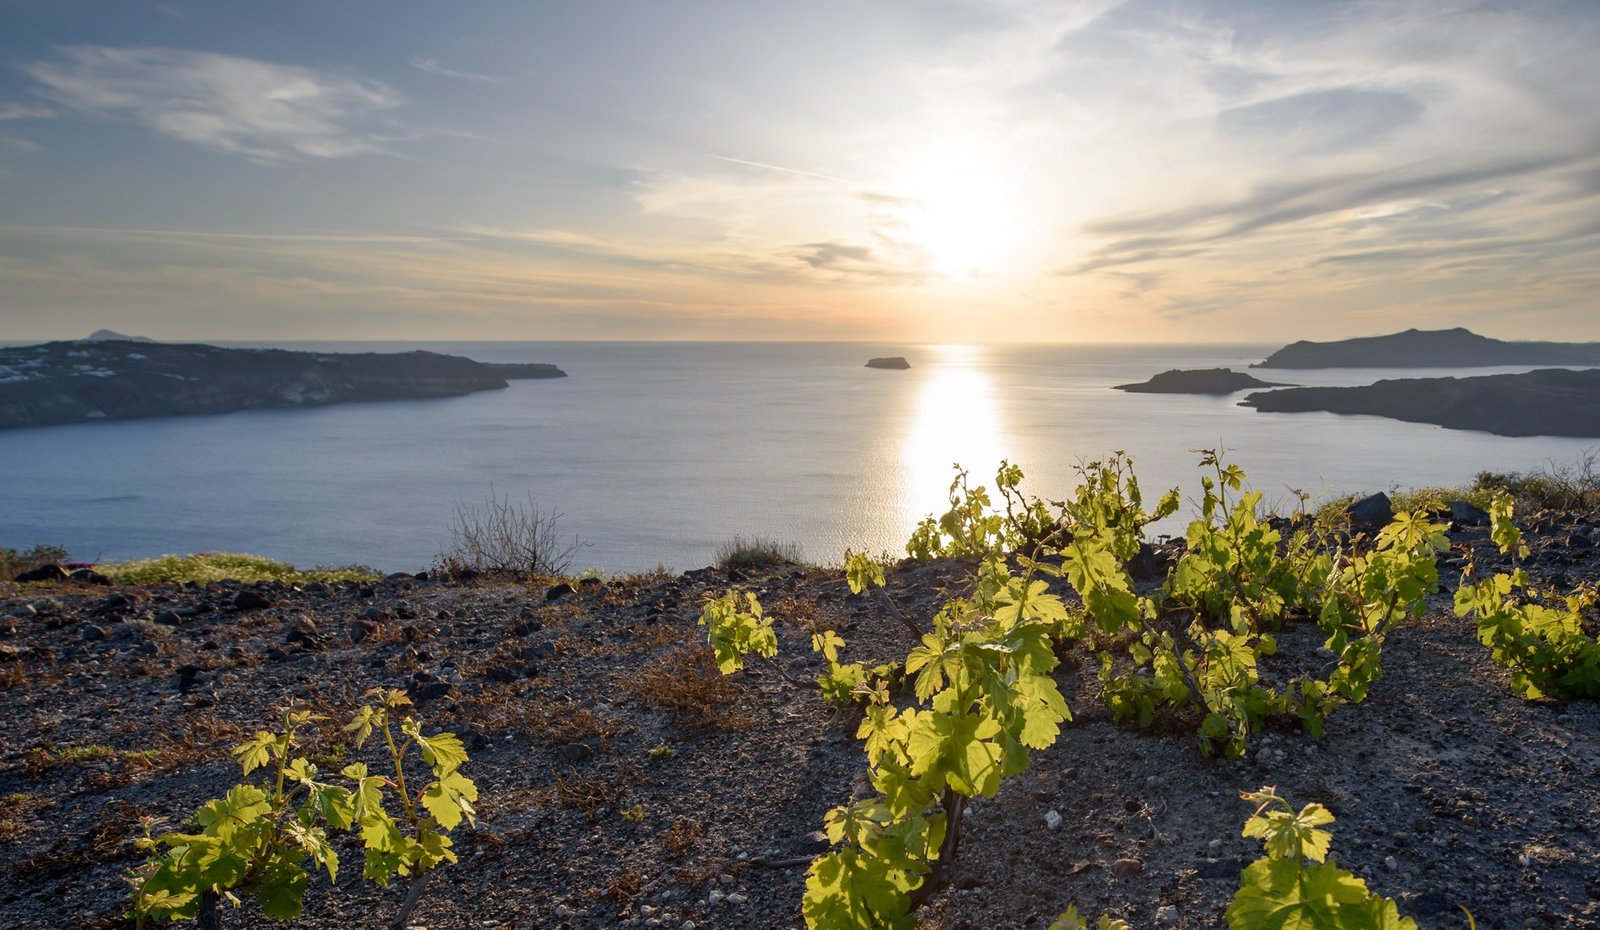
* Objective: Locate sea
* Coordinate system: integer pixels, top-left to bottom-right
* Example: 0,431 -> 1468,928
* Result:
1,341 -> 1594,575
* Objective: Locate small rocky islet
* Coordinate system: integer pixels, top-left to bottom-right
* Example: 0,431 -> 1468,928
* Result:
1,501 -> 1598,929
1112,368 -> 1289,394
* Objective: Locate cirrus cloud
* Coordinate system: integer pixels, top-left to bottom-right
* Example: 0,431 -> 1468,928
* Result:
25,46 -> 401,163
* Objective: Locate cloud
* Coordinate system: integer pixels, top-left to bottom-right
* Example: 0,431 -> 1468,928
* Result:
1065,154 -> 1587,274
0,103 -> 54,120
1217,88 -> 1424,154
409,57 -> 509,83
25,46 -> 401,162
0,137 -> 42,154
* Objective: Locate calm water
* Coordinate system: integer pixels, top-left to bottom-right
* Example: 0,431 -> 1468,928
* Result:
1,342 -> 1594,573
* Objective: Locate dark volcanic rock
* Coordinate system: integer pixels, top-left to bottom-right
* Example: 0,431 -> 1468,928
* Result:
1255,327 -> 1600,369
1114,368 -> 1291,394
14,564 -> 69,583
1347,492 -> 1394,529
865,356 -> 911,370
1241,368 -> 1600,438
0,339 -> 527,430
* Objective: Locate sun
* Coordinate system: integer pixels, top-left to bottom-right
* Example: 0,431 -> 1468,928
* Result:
894,147 -> 1022,277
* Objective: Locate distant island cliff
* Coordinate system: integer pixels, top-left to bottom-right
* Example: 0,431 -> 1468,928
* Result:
1114,368 -> 1289,394
0,338 -> 566,430
866,356 -> 911,370
1242,368 -> 1600,438
1255,327 -> 1600,369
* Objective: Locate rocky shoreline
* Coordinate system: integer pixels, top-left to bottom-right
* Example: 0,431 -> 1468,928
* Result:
1,509 -> 1598,929
1241,368 -> 1600,438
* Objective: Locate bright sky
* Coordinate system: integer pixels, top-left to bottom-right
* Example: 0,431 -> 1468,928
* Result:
1,1 -> 1597,343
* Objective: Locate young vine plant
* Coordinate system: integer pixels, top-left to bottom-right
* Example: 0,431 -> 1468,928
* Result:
129,689 -> 476,930
699,452 -> 1449,928
1454,496 -> 1600,698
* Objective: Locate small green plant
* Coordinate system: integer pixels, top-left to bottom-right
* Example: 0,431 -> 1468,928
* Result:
1454,496 -> 1600,699
130,693 -> 476,929
130,709 -> 353,927
102,553 -> 375,585
715,534 -> 804,569
1227,787 -> 1419,928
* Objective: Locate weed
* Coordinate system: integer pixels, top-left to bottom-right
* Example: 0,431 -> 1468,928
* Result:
647,743 -> 676,760
0,543 -> 68,579
606,864 -> 647,902
100,552 -> 375,585
554,770 -> 621,818
715,535 -> 804,570
437,492 -> 582,577
620,803 -> 646,823
625,648 -> 753,731
664,817 -> 701,858
0,792 -> 49,840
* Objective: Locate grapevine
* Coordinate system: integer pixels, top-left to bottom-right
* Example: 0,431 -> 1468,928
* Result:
695,452 -> 1449,925
130,691 -> 476,929
1454,496 -> 1600,698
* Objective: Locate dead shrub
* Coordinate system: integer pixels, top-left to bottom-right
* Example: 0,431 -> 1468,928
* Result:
664,817 -> 701,859
625,648 -> 752,731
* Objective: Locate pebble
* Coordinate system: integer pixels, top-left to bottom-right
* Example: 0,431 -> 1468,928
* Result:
707,890 -> 724,906
726,892 -> 747,906
1156,905 -> 1179,925
1045,809 -> 1063,830
1384,855 -> 1398,871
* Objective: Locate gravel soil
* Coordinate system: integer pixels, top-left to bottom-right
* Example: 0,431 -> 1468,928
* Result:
1,520 -> 1597,930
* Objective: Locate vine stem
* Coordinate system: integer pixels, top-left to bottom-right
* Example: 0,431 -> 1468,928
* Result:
907,788 -> 966,910
197,890 -> 221,930
391,871 -> 431,930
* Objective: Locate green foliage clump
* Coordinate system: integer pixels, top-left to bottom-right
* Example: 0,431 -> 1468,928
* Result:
698,452 -> 1453,927
1227,788 -> 1420,929
131,691 -> 475,929
715,534 -> 804,569
101,552 -> 376,585
1454,496 -> 1600,699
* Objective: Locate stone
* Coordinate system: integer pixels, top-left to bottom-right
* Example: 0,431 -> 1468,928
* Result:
1111,858 -> 1143,876
557,741 -> 595,763
231,590 -> 273,611
1448,500 -> 1491,526
1155,905 -> 1179,925
1347,492 -> 1394,529
1045,809 -> 1063,830
14,564 -> 69,583
69,568 -> 112,585
546,582 -> 576,601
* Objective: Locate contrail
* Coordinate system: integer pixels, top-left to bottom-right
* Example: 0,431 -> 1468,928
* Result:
708,154 -> 868,187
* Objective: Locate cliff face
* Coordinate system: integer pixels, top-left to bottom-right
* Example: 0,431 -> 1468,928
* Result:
1242,367 -> 1600,438
0,340 -> 516,429
1255,327 -> 1600,369
1114,368 -> 1289,394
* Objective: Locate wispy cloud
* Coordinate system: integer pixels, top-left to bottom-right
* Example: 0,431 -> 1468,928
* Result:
409,57 -> 509,83
0,103 -> 54,120
25,46 -> 402,163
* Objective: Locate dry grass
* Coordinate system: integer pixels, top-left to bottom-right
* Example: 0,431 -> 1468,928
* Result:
625,648 -> 753,732
0,792 -> 51,840
605,863 -> 648,902
459,687 -> 626,746
553,770 -> 622,818
664,817 -> 701,859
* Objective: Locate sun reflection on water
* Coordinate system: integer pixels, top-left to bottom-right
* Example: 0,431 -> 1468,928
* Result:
899,344 -> 1010,526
